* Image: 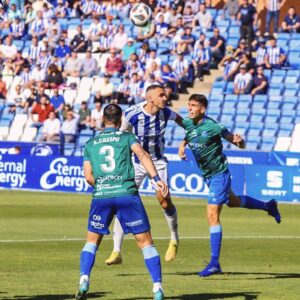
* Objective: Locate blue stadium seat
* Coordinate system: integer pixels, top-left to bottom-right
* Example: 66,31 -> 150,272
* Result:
277,33 -> 290,40
235,114 -> 248,122
286,69 -> 300,77
284,97 -> 298,106
280,123 -> 294,130
267,109 -> 281,117
236,121 -> 249,130
215,19 -> 230,27
266,101 -> 281,109
227,38 -> 239,48
270,76 -> 284,84
210,113 -> 219,120
223,101 -> 236,110
220,114 -> 233,123
210,87 -> 224,97
268,95 -> 282,103
224,82 -> 234,94
250,114 -> 264,123
209,100 -> 222,108
224,94 -> 238,102
295,116 -> 300,123
283,88 -> 297,97
277,129 -> 292,137
207,107 -> 221,115
264,122 -> 279,130
228,26 -> 240,37
253,94 -> 267,103
245,141 -> 259,150
260,142 -> 274,151
284,76 -> 298,84
282,109 -> 296,118
237,101 -> 250,109
291,33 -> 300,40
289,39 -> 300,51
252,102 -> 265,110
280,116 -> 294,124
68,18 -> 81,25
212,80 -> 227,90
12,40 -> 24,51
247,135 -> 261,143
248,128 -> 261,136
268,87 -> 282,97
262,128 -> 277,137
58,18 -> 68,30
263,69 -> 272,81
272,69 -> 286,77
277,39 -> 287,48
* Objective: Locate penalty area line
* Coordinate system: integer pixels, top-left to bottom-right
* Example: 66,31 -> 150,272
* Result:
0,236 -> 300,243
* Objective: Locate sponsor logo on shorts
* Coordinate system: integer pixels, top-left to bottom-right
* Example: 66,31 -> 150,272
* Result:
125,220 -> 143,227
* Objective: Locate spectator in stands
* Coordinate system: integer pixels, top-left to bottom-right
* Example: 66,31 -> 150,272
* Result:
238,53 -> 256,75
88,16 -> 102,42
145,49 -> 161,70
237,0 -> 257,47
42,2 -> 54,20
265,0 -> 286,35
24,2 -> 36,31
91,101 -> 103,130
80,50 -> 98,77
233,39 -> 250,59
192,3 -> 213,32
223,0 -> 239,20
112,75 -> 131,104
37,48 -> 52,71
137,20 -> 156,41
219,48 -> 238,81
31,95 -> 54,126
50,87 -> 65,115
281,6 -> 300,33
105,48 -> 123,76
39,111 -> 61,142
93,91 -> 103,104
62,104 -> 73,120
34,86 -> 48,104
128,73 -> 143,104
47,16 -> 61,36
251,66 -> 268,96
209,28 -> 225,65
185,0 -> 200,14
8,4 -> 21,23
265,35 -> 286,69
97,75 -> 114,103
137,42 -> 150,64
126,61 -> 144,80
8,84 -> 26,113
44,63 -> 64,89
192,41 -> 211,81
78,101 -> 91,131
172,52 -> 189,93
27,36 -> 40,65
182,5 -> 194,27
144,61 -> 163,83
80,0 -> 95,18
20,65 -> 31,88
234,64 -> 253,95
168,4 -> 183,29
61,111 -> 79,143
161,64 -> 179,94
54,38 -> 71,60
122,38 -> 137,61
2,59 -> 14,78
55,0 -> 68,18
0,35 -> 17,60
10,16 -> 25,39
97,29 -> 113,53
255,37 -> 268,67
155,14 -> 169,40
0,74 -> 7,99
47,27 -> 60,50
29,10 -> 48,40
111,24 -> 128,50
70,25 -> 87,53
24,87 -> 37,113
179,26 -> 195,54
13,50 -> 27,75
63,51 -> 81,78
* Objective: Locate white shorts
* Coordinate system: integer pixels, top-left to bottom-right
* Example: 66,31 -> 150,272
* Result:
134,159 -> 169,190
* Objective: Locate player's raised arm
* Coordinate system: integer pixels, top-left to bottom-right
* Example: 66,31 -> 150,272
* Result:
119,113 -> 132,132
174,113 -> 184,127
131,143 -> 168,197
224,132 -> 246,149
83,160 -> 95,186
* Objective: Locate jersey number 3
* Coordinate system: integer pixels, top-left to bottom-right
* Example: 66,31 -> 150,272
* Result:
99,145 -> 116,172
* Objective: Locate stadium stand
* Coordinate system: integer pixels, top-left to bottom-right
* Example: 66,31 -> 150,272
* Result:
0,0 -> 299,154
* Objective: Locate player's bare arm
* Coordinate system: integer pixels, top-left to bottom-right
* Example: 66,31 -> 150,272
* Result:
178,139 -> 188,160
174,114 -> 184,127
132,143 -> 169,197
83,161 -> 95,186
224,132 -> 246,149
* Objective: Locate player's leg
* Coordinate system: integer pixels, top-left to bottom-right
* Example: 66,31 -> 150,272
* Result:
199,170 -> 230,277
117,194 -> 164,300
105,163 -> 147,265
135,232 -> 164,300
154,160 -> 179,262
227,189 -> 281,223
76,198 -> 114,299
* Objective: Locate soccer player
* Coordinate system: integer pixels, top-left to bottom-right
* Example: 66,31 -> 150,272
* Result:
76,104 -> 167,300
178,94 -> 281,277
105,85 -> 182,265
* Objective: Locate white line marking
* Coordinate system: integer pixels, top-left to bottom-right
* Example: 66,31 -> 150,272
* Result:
0,236 -> 300,243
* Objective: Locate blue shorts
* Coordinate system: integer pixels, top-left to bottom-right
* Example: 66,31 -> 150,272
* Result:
204,170 -> 231,205
87,194 -> 150,235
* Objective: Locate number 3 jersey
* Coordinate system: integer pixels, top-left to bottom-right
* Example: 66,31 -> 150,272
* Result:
84,128 -> 139,198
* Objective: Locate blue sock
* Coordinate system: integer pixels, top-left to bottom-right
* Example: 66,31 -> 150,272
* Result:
142,245 -> 162,283
239,195 -> 266,210
164,205 -> 176,217
210,225 -> 222,266
80,242 -> 98,277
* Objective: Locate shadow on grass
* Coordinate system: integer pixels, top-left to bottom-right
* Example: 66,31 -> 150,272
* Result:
0,292 -> 107,300
119,292 -> 260,300
223,272 -> 300,280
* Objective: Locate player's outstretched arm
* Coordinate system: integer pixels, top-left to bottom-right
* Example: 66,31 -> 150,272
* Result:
131,143 -> 169,197
178,139 -> 188,159
84,161 -> 95,186
175,114 -> 184,128
225,133 -> 246,149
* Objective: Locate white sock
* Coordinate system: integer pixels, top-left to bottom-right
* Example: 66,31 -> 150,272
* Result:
112,217 -> 124,253
79,275 -> 89,284
153,282 -> 163,293
163,210 -> 178,242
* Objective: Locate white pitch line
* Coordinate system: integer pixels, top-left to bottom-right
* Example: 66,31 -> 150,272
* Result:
0,236 -> 300,243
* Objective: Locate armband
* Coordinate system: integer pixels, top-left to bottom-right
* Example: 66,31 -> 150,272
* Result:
152,175 -> 161,183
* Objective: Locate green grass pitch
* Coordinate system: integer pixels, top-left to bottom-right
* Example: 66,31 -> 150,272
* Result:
0,190 -> 300,300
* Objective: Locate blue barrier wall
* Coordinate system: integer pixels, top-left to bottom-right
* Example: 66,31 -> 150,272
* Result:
0,148 -> 299,202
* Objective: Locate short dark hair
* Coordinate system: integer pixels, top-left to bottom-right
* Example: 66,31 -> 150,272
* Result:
103,104 -> 122,125
145,84 -> 163,94
188,94 -> 208,108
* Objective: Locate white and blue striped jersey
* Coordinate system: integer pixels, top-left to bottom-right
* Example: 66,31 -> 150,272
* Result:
256,47 -> 267,65
121,102 -> 177,162
266,0 -> 280,11
267,46 -> 284,65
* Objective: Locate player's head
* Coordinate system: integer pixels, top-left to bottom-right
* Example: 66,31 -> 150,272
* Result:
103,104 -> 123,128
188,94 -> 207,120
145,84 -> 167,110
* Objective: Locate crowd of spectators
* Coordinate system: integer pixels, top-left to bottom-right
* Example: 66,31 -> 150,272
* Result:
0,0 -> 299,143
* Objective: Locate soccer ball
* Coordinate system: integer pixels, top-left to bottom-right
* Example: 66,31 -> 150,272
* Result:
130,3 -> 152,27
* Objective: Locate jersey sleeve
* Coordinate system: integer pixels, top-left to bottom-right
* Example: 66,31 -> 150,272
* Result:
164,107 -> 177,121
120,115 -> 132,132
128,133 -> 140,146
219,123 -> 230,138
